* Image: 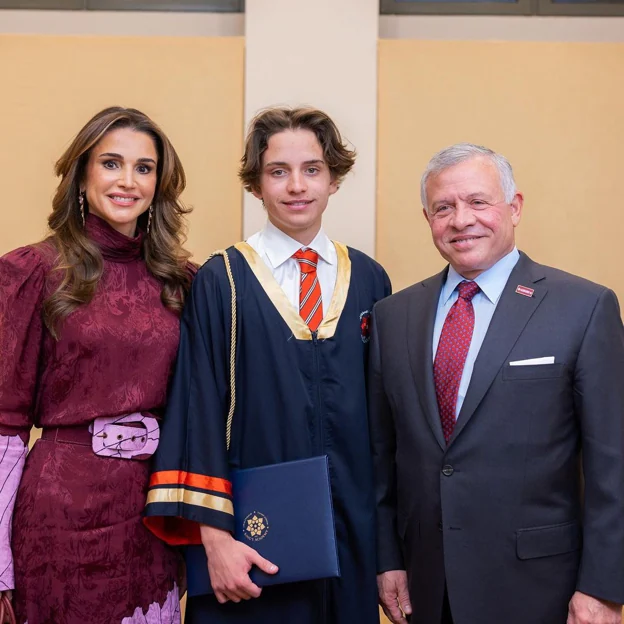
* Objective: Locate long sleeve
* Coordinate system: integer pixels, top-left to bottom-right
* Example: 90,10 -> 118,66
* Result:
0,436 -> 27,590
368,307 -> 404,573
144,256 -> 234,545
0,246 -> 47,441
574,288 -> 624,604
0,246 -> 47,589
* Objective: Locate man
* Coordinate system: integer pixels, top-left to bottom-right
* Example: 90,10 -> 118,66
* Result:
144,107 -> 391,623
370,143 -> 624,624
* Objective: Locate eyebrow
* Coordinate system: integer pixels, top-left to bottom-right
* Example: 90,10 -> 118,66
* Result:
264,159 -> 325,168
98,152 -> 157,164
432,192 -> 491,208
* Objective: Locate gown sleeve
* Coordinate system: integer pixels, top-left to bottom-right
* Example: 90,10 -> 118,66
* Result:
382,268 -> 392,300
144,256 -> 234,545
0,246 -> 47,589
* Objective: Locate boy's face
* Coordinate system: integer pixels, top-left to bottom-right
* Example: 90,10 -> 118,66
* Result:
253,129 -> 338,246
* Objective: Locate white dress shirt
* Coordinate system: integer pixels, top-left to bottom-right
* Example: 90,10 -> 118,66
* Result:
246,221 -> 337,316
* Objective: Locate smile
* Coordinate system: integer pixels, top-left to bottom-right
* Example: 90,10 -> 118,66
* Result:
108,195 -> 140,206
283,200 -> 313,208
451,236 -> 482,244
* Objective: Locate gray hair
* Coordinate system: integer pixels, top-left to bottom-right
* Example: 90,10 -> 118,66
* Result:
420,143 -> 517,210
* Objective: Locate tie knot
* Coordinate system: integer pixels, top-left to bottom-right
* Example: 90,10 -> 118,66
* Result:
293,249 -> 319,273
458,280 -> 480,302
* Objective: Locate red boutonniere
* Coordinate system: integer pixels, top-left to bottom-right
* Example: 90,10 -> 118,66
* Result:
360,310 -> 371,343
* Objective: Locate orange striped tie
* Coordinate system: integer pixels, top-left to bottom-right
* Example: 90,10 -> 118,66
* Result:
293,249 -> 323,332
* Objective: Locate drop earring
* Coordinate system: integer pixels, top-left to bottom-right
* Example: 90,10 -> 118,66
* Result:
78,192 -> 85,227
147,205 -> 153,235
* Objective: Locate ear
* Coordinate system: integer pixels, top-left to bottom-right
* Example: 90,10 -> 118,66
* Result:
329,177 -> 339,196
251,187 -> 263,201
509,192 -> 524,227
422,206 -> 432,225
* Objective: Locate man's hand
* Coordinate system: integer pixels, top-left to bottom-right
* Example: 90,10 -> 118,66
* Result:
567,591 -> 622,624
378,570 -> 412,624
200,525 -> 278,604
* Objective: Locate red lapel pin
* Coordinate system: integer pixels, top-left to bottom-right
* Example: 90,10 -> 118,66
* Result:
515,285 -> 534,297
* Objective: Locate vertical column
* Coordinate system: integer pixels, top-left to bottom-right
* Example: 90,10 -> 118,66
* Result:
244,0 -> 379,257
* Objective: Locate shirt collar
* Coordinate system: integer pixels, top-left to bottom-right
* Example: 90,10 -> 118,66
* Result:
441,247 -> 520,305
259,220 -> 335,269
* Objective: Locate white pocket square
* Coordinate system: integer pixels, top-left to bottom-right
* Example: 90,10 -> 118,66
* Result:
509,356 -> 555,366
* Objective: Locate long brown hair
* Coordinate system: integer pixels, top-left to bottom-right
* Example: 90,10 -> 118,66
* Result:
239,106 -> 356,193
43,106 -> 193,338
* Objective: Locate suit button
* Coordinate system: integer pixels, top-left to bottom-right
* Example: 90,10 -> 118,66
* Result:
442,465 -> 454,477
438,521 -> 443,532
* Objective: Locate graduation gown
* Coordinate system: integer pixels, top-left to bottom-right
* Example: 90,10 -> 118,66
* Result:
144,241 -> 391,623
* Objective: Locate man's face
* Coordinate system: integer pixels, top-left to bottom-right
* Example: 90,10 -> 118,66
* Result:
252,129 -> 338,246
423,156 -> 523,279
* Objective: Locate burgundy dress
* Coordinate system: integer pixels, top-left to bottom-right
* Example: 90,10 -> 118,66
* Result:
0,215 -> 185,624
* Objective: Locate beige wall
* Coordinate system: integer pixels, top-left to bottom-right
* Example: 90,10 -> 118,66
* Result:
378,39 -> 624,309
243,0 -> 379,256
379,14 -> 624,42
0,9 -> 244,36
0,34 -> 244,261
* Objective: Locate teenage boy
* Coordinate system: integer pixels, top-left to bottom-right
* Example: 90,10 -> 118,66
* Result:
145,107 -> 391,624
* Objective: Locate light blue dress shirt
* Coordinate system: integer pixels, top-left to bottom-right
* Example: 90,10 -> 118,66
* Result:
432,248 -> 520,419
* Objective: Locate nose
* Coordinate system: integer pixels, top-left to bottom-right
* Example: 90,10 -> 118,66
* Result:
287,170 -> 307,194
118,165 -> 137,189
450,202 -> 476,230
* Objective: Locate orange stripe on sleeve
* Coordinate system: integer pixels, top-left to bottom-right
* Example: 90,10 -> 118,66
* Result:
149,470 -> 232,496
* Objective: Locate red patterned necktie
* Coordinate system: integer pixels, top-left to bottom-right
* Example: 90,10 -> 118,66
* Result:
434,280 -> 480,443
293,249 -> 323,332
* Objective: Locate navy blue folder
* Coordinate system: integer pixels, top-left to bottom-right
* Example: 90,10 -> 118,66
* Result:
186,455 -> 340,597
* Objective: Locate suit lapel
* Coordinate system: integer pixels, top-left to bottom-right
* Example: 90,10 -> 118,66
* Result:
407,269 -> 447,451
449,253 -> 547,445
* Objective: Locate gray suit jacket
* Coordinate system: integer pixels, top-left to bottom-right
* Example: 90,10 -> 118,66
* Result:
369,252 -> 624,624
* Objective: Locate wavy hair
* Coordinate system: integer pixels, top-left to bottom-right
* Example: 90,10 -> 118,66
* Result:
239,106 -> 356,193
43,106 -> 193,338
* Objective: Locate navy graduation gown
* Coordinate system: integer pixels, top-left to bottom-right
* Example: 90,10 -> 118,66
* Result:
145,241 -> 391,623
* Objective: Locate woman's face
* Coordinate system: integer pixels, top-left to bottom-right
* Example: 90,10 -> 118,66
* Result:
82,127 -> 158,237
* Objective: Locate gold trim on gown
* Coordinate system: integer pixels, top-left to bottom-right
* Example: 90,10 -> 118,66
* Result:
233,241 -> 351,341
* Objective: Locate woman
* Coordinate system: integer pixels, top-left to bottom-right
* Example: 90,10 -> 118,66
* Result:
0,106 -> 194,624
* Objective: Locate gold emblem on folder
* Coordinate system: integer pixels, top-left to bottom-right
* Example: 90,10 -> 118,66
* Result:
243,511 -> 270,542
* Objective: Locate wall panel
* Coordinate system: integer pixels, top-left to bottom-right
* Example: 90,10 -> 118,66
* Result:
0,34 -> 244,261
378,39 -> 624,309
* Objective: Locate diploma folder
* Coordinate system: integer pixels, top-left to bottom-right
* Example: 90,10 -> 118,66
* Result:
186,455 -> 340,597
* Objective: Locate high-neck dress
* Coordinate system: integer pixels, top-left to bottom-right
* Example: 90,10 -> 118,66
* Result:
0,214 -> 186,624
